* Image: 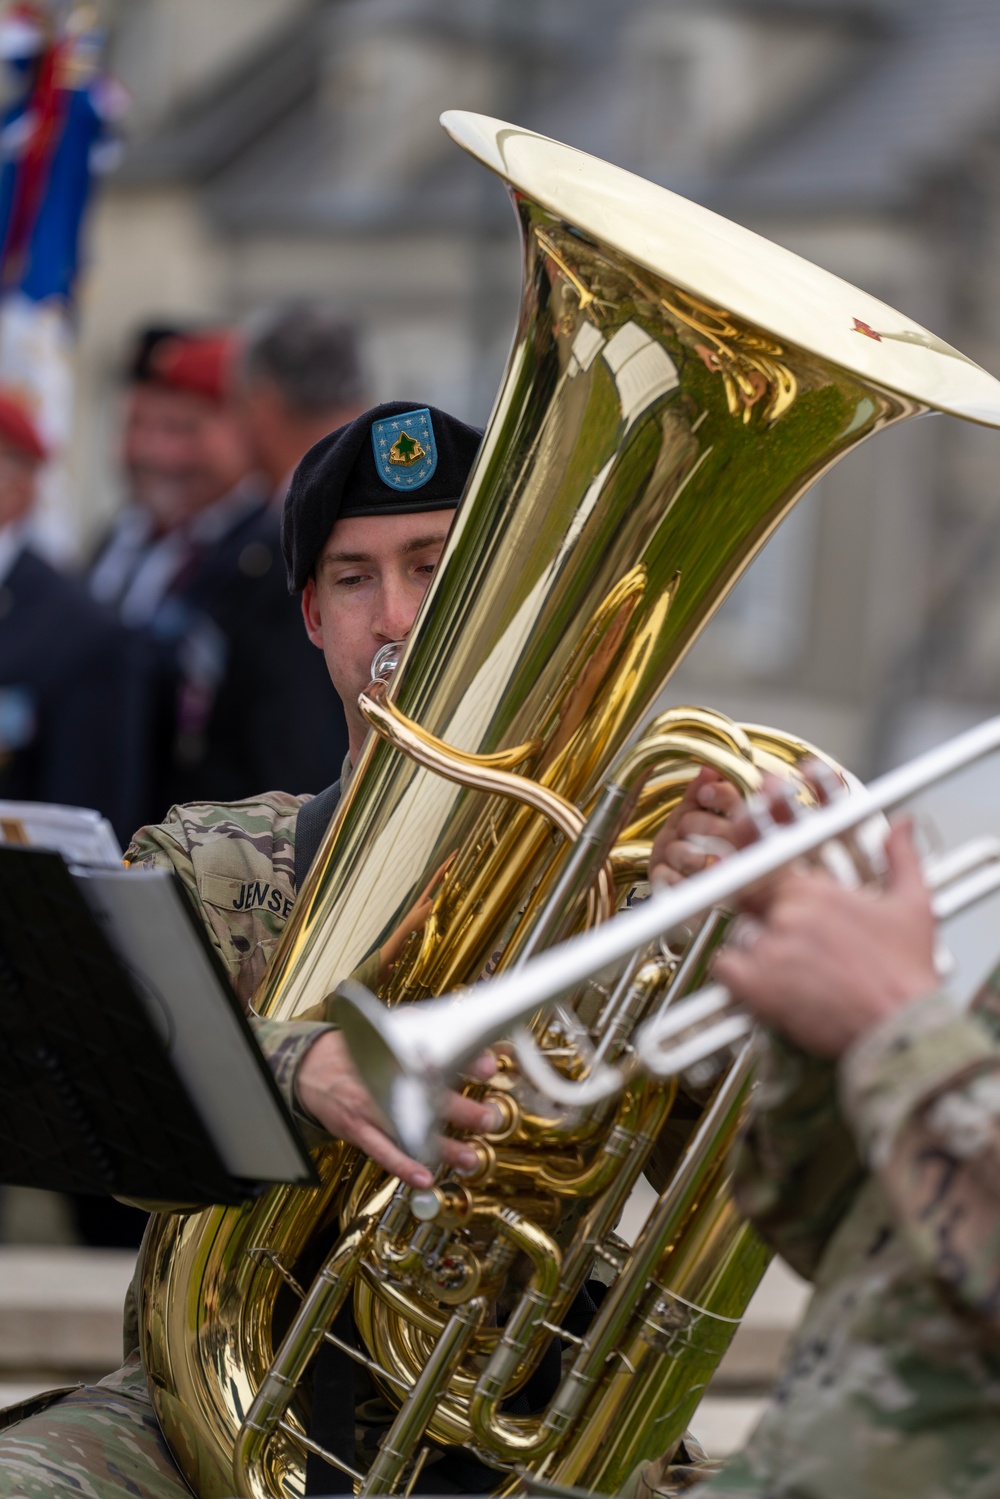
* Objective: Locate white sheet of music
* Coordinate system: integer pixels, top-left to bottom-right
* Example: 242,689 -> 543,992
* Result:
0,799 -> 121,866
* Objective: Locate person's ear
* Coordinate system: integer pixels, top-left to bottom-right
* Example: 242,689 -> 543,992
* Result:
301,578 -> 324,649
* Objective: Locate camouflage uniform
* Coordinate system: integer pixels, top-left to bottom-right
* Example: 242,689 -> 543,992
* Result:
666,973 -> 1000,1499
0,788 -> 341,1499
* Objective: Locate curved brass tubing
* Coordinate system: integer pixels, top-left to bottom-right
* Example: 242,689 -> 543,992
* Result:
362,686 -> 543,773
609,727 -> 761,803
232,1215 -> 378,1498
609,840 -> 654,883
360,681 -> 617,925
634,706 -> 755,761
502,1079 -> 667,1198
360,684 -> 567,828
506,713 -> 764,978
468,1204 -> 565,1459
356,1199 -> 567,1454
619,770 -> 699,845
461,1079 -> 677,1464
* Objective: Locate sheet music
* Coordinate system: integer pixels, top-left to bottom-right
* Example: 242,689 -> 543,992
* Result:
0,800 -> 121,866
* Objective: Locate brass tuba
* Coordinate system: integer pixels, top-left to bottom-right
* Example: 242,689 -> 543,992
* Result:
137,112 -> 1000,1499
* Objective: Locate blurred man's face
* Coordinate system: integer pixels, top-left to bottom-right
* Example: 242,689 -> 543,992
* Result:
0,438 -> 38,529
122,383 -> 252,532
301,508 -> 455,758
240,376 -> 364,490
239,380 -> 291,484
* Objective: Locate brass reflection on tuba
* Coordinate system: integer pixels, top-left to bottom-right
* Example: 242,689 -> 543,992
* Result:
137,112 -> 1000,1498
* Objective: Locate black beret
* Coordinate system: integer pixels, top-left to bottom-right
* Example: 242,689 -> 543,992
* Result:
281,399 -> 483,592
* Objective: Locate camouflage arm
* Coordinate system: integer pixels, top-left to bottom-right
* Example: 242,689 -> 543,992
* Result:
730,1034 -> 866,1281
840,985 -> 1000,1328
249,1016 -> 335,1146
125,815 -> 238,983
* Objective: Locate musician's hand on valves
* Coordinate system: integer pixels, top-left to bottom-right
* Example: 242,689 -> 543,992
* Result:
296,1031 -> 500,1189
648,767 -> 744,888
712,821 -> 939,1058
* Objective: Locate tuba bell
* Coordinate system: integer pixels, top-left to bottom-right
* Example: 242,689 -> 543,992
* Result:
136,111 -> 1000,1499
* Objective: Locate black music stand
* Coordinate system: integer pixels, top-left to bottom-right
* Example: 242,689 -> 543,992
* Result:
0,845 -> 315,1206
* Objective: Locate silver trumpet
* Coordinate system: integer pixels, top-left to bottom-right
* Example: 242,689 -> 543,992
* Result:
333,714 -> 1000,1162
635,831 -> 1000,1081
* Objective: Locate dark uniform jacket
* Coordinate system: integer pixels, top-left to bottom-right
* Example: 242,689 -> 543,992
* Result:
0,547 -> 145,843
103,498 -> 349,827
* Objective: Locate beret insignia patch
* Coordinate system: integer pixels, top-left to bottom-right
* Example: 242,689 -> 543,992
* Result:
371,407 -> 438,490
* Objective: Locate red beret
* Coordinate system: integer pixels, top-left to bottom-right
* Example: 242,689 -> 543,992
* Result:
0,388 -> 46,462
152,330 -> 238,403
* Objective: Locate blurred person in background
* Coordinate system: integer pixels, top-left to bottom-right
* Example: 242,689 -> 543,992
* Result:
0,386 -> 142,842
88,325 -> 250,625
90,323 -> 351,828
239,301 -> 366,505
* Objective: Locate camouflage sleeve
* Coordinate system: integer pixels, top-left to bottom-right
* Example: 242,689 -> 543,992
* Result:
840,981 -> 1000,1328
125,814 -> 237,982
730,1034 -> 866,1281
249,1016 -> 334,1146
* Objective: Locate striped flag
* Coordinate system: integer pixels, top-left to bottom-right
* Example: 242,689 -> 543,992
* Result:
0,2 -> 125,556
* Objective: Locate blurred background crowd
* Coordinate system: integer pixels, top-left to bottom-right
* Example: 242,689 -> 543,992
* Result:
4,0 -> 1000,1248
3,311 -> 360,844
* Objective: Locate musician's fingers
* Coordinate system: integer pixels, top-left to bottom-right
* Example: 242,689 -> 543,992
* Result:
713,915 -> 812,1011
728,913 -> 764,951
349,1118 -> 435,1189
724,772 -> 812,859
661,769 -> 729,835
355,1097 -> 503,1185
422,849 -> 458,900
651,815 -> 738,886
436,1136 -> 490,1174
883,818 -> 928,900
736,859 -> 835,917
711,944 -> 754,997
651,770 -> 709,849
656,832 -> 731,880
686,765 -> 725,803
674,810 -> 738,842
463,1050 -> 498,1083
693,775 -> 743,817
666,773 -> 733,819
712,930 -> 783,1009
441,1088 -> 504,1136
724,782 -> 781,851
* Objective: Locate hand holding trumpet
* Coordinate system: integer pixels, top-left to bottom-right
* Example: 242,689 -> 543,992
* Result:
648,765 -> 940,1059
